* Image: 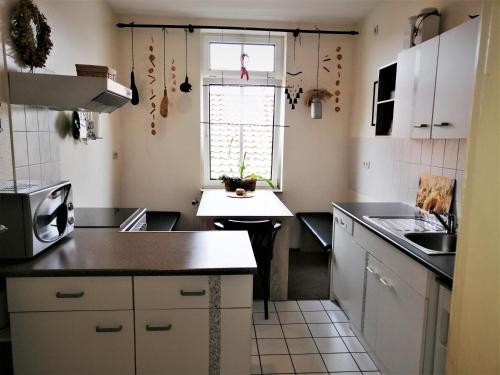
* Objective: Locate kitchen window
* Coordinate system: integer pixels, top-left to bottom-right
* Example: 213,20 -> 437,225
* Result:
201,33 -> 285,189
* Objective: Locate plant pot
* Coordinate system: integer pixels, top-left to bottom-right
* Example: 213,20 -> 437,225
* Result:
223,178 -> 257,192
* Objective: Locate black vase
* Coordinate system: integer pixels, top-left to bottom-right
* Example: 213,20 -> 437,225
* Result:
130,71 -> 139,105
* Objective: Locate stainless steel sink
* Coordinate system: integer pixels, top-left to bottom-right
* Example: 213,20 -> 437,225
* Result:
404,232 -> 457,254
363,215 -> 456,255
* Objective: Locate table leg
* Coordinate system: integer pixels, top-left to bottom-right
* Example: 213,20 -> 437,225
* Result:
271,219 -> 289,300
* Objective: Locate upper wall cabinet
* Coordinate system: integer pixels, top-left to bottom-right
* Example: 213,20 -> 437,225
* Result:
393,17 -> 481,139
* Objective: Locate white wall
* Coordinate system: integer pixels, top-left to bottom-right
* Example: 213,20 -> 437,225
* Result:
348,0 -> 482,214
0,0 -> 121,207
116,16 -> 355,245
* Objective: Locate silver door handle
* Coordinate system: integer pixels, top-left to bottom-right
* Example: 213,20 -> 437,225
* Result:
413,124 -> 429,128
96,325 -> 123,333
379,277 -> 393,289
56,291 -> 84,298
146,324 -> 172,331
366,266 -> 378,275
433,122 -> 451,127
180,289 -> 206,296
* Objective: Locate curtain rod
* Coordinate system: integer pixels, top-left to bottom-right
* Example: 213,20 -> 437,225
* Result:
116,22 -> 358,36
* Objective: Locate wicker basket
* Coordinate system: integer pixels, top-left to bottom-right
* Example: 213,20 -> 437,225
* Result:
75,64 -> 116,81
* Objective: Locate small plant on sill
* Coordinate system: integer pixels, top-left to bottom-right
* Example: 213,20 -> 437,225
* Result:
219,152 -> 274,191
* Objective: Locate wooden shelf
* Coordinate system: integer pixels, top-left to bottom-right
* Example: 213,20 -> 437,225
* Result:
377,98 -> 395,105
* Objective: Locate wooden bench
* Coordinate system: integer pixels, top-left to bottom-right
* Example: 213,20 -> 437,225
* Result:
297,212 -> 333,250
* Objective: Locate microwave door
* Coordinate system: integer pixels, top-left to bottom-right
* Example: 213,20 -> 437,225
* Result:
34,185 -> 70,242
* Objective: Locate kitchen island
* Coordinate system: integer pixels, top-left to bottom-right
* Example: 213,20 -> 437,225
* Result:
0,229 -> 256,375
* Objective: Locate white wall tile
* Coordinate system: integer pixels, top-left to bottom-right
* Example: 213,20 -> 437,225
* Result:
25,107 -> 38,132
399,162 -> 410,188
442,168 -> 456,180
420,139 -> 433,165
443,140 -> 459,169
456,139 -> 467,170
455,170 -> 465,202
431,139 -> 445,167
27,132 -> 41,165
13,132 -> 28,167
11,105 -> 26,131
15,166 -> 29,180
49,131 -> 60,161
420,164 -> 431,175
39,132 -> 51,163
37,108 -> 49,131
431,166 -> 443,176
410,139 -> 422,163
29,164 -> 41,180
409,164 -> 421,190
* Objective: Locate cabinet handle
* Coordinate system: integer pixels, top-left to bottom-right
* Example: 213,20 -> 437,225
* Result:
366,266 -> 378,275
413,124 -> 429,128
433,122 -> 451,127
180,289 -> 206,296
146,324 -> 172,331
379,277 -> 392,288
0,224 -> 7,234
56,291 -> 84,299
96,325 -> 123,333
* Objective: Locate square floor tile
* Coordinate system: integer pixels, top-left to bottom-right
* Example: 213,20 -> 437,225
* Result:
258,339 -> 289,355
255,324 -> 284,339
251,355 -> 261,374
291,354 -> 327,373
322,353 -> 359,372
352,353 -> 378,372
333,372 -> 361,375
298,300 -> 324,311
327,310 -> 349,323
260,355 -> 294,374
334,323 -> 355,336
253,300 -> 276,313
303,311 -> 331,324
254,312 -> 279,325
286,338 -> 318,354
252,339 -> 258,355
282,324 -> 311,338
342,336 -> 366,352
315,337 -> 349,353
279,311 -> 305,324
362,372 -> 381,375
275,300 -> 300,312
320,300 -> 342,311
308,323 -> 339,338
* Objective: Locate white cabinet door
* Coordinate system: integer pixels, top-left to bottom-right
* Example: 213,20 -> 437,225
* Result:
10,310 -> 134,375
363,255 -> 382,350
331,224 -> 366,331
432,17 -> 481,139
135,309 -> 209,375
220,308 -> 252,374
375,263 -> 427,375
412,36 -> 439,139
392,46 -> 417,138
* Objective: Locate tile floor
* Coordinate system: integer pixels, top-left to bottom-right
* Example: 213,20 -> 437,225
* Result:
251,299 -> 380,374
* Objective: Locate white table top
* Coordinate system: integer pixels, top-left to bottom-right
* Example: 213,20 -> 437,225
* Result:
197,189 -> 294,218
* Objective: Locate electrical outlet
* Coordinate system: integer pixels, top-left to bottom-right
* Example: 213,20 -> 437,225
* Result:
362,161 -> 371,169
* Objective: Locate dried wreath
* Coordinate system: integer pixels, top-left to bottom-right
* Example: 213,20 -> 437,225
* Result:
10,0 -> 53,70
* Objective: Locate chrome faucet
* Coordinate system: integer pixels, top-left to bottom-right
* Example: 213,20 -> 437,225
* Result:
431,211 -> 456,234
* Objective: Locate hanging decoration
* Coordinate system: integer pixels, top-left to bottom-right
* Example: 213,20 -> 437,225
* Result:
240,53 -> 249,80
170,59 -> 177,92
179,28 -> 192,93
305,30 -> 332,119
160,28 -> 169,118
129,23 -> 139,105
147,36 -> 157,135
335,45 -> 342,112
9,0 -> 53,70
285,32 -> 303,110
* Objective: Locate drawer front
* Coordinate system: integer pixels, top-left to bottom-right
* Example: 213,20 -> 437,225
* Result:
7,277 -> 133,312
135,276 -> 209,309
334,209 -> 353,235
135,309 -> 209,375
353,223 -> 430,296
11,310 -> 135,375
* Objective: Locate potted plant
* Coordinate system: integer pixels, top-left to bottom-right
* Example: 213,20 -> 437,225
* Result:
219,152 -> 274,192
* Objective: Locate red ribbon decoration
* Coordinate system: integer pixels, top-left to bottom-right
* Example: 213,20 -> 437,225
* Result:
240,53 -> 249,80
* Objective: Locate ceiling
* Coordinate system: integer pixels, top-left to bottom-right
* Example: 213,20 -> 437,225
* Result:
106,0 -> 380,25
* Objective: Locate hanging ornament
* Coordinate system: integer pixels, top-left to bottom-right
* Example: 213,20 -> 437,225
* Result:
180,28 -> 192,93
129,23 -> 139,105
160,28 -> 169,118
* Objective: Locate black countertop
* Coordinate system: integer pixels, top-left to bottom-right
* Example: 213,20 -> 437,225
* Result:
74,207 -> 143,228
333,202 -> 454,287
0,229 -> 257,277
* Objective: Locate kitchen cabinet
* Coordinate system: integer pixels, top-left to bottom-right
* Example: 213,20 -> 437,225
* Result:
393,17 -> 480,139
330,210 -> 365,332
433,285 -> 451,375
7,275 -> 253,375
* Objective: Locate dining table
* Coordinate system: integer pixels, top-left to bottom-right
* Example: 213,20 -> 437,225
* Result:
196,189 -> 294,300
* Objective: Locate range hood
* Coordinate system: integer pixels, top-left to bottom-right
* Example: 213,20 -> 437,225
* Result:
8,72 -> 132,113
